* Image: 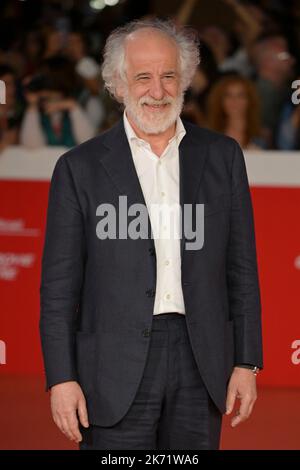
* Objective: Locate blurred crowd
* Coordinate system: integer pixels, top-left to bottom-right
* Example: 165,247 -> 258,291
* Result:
1,0 -> 300,153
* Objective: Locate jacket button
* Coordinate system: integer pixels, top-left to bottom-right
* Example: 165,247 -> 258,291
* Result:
146,288 -> 155,297
148,247 -> 155,256
142,328 -> 151,337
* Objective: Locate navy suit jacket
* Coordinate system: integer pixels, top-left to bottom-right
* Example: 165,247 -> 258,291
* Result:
40,118 -> 263,427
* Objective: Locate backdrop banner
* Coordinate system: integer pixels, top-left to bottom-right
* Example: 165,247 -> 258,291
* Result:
1,147 -> 300,386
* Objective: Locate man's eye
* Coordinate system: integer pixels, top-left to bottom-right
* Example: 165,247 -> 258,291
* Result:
138,76 -> 150,81
164,75 -> 175,79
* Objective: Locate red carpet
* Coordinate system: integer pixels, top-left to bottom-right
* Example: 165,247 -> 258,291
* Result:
0,375 -> 299,450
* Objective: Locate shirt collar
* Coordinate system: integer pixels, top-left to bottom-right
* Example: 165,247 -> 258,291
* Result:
123,110 -> 186,150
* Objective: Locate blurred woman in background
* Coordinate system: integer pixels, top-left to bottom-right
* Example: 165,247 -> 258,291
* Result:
207,74 -> 265,149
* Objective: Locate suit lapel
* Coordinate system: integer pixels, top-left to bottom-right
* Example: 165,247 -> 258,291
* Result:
100,119 -> 208,257
100,119 -> 155,250
179,122 -> 208,257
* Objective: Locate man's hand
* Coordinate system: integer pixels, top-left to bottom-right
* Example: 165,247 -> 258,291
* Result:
50,381 -> 89,442
226,367 -> 257,427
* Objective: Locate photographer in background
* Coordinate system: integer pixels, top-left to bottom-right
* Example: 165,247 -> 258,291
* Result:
20,56 -> 95,149
65,30 -> 105,130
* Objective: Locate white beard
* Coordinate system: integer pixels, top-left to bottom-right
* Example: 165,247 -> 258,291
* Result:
123,91 -> 184,135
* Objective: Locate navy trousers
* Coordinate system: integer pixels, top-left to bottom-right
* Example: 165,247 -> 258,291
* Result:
79,312 -> 222,450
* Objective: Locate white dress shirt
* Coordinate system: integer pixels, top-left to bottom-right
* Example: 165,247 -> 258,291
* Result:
123,111 -> 186,315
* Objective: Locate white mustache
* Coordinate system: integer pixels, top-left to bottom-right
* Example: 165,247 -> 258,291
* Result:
140,97 -> 173,106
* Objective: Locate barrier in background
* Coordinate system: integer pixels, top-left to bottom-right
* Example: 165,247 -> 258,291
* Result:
1,146 -> 300,386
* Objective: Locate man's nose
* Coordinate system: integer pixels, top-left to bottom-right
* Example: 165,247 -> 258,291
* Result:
149,78 -> 164,101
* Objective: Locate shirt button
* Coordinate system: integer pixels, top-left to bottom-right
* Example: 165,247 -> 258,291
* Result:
165,260 -> 170,266
146,288 -> 155,298
148,247 -> 155,256
165,293 -> 171,300
161,191 -> 166,197
142,328 -> 151,337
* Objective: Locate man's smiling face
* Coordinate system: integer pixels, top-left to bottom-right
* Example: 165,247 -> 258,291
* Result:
117,28 -> 184,134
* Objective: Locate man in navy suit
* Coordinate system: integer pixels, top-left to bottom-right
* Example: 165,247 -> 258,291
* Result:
40,19 -> 263,450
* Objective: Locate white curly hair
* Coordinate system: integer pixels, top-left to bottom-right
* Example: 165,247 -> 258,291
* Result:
101,18 -> 200,101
